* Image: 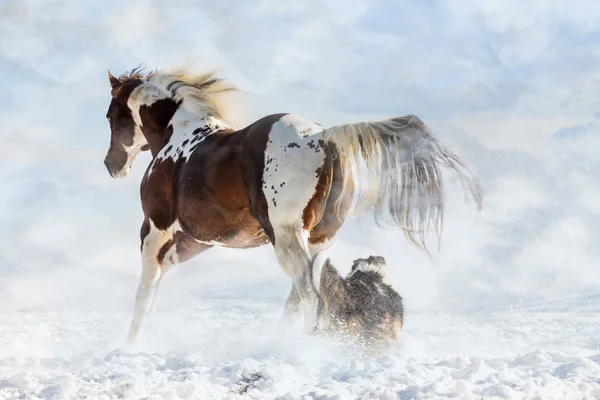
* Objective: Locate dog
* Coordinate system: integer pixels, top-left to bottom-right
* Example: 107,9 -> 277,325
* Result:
313,254 -> 404,348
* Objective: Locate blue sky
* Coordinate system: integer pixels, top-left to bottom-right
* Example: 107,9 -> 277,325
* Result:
1,0 -> 599,312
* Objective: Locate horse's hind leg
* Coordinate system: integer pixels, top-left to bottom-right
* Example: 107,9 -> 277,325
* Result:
285,150 -> 354,327
281,173 -> 354,327
272,223 -> 320,331
280,241 -> 336,326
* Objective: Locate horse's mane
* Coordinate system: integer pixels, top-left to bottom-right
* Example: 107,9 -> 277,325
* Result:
117,66 -> 146,81
117,66 -> 244,129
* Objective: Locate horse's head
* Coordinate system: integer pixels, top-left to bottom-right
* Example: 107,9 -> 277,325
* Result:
103,71 -> 149,178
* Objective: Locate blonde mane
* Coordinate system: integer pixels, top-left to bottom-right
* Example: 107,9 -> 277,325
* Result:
152,69 -> 244,129
118,67 -> 245,129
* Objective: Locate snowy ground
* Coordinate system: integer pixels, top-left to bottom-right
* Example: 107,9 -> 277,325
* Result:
1,271 -> 598,400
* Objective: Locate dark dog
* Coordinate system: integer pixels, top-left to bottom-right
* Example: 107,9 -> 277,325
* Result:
313,254 -> 404,348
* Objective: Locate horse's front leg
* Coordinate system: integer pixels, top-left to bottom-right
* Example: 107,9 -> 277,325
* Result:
127,218 -> 210,344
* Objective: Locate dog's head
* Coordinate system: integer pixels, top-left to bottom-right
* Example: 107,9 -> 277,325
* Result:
348,255 -> 388,282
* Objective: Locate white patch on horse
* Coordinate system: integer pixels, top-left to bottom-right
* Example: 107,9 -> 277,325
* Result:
163,243 -> 179,265
262,114 -> 327,224
127,78 -> 233,178
127,83 -> 170,126
145,104 -> 231,177
143,219 -> 183,255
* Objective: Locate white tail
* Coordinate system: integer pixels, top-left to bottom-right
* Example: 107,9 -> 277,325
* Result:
322,114 -> 482,251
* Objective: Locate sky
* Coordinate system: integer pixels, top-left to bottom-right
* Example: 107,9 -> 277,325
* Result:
1,0 -> 599,317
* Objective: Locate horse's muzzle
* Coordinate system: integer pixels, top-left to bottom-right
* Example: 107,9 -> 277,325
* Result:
104,156 -> 129,178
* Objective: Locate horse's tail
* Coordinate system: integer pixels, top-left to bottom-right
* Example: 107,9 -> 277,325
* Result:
322,114 -> 482,251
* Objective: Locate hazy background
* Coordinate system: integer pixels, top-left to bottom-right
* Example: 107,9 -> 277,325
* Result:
1,0 -> 599,323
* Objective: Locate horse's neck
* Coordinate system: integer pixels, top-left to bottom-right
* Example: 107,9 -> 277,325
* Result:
148,108 -> 228,162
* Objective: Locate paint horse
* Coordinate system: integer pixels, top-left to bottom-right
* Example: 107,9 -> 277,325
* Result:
103,68 -> 482,343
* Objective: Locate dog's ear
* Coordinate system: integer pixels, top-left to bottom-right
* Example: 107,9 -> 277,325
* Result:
351,258 -> 368,272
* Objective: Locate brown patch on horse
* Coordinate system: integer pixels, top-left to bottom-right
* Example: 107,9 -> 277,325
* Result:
134,97 -> 180,231
177,134 -> 265,246
302,143 -> 334,231
138,99 -> 179,156
172,231 -> 212,263
141,157 -> 181,231
308,149 -> 354,245
173,115 -> 288,248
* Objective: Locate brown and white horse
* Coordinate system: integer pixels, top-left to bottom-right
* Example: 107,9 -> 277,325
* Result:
103,68 -> 482,343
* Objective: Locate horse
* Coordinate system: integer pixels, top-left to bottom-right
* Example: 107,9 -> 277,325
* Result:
103,67 -> 482,343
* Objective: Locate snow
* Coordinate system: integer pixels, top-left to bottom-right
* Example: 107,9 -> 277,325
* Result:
1,270 -> 598,400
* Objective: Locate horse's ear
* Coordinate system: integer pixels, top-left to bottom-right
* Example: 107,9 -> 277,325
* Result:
108,70 -> 120,88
